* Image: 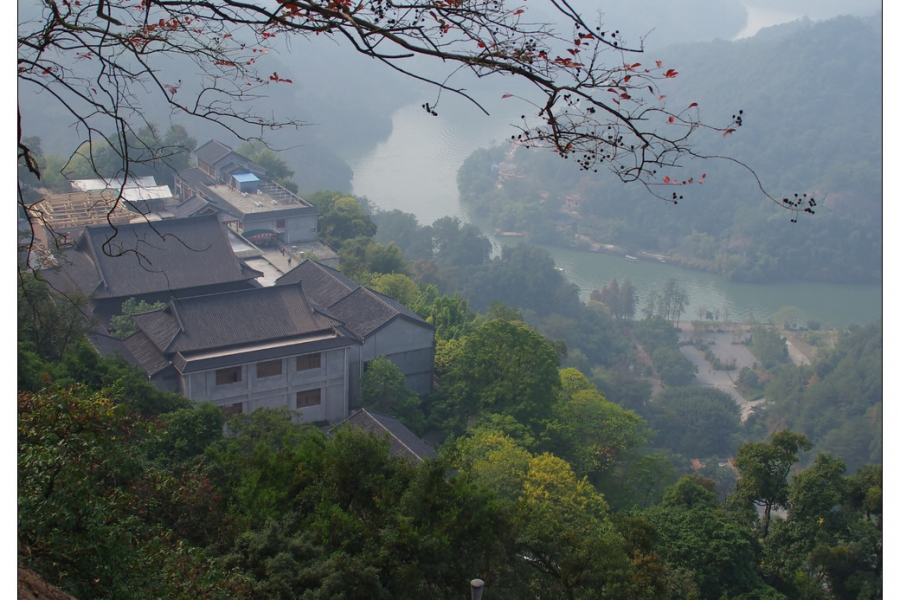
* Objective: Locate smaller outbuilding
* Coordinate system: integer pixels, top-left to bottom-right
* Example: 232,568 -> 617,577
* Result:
326,408 -> 437,464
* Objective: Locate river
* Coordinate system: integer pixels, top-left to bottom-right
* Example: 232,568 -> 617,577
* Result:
348,97 -> 882,329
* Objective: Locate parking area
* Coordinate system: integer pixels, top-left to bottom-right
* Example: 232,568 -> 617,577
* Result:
678,324 -> 763,421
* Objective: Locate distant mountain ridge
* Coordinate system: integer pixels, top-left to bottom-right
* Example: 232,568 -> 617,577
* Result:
457,12 -> 882,283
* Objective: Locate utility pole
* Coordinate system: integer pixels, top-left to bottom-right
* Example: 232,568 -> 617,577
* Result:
470,578 -> 485,600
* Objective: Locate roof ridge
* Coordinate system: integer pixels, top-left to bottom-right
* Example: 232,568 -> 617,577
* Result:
365,286 -> 401,312
310,260 -> 356,293
163,300 -> 185,351
289,281 -> 334,331
81,228 -> 109,294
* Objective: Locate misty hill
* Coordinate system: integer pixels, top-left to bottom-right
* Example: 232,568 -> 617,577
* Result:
458,13 -> 882,284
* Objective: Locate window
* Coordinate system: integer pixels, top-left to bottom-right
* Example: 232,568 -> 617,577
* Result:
256,360 -> 283,378
215,366 -> 242,385
276,219 -> 286,229
222,402 -> 243,416
296,389 -> 322,408
296,353 -> 321,372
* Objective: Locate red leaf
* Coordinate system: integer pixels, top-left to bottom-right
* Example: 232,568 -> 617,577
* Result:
502,93 -> 514,99
477,41 -> 485,48
623,75 -> 631,82
723,128 -> 736,137
664,69 -> 678,78
656,60 -> 663,68
663,175 -> 671,184
689,102 -> 698,108
513,8 -> 524,14
667,115 -> 675,123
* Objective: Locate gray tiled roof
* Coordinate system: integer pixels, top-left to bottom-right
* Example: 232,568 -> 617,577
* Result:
217,157 -> 266,177
193,140 -> 233,166
276,260 -> 431,337
277,260 -> 359,306
131,307 -> 182,351
168,195 -> 212,218
79,214 -> 254,299
123,331 -> 172,376
132,283 -> 344,354
175,166 -> 216,189
44,243 -> 104,298
329,409 -> 437,463
328,287 -> 401,337
173,334 -> 358,374
88,330 -> 138,364
369,288 -> 431,326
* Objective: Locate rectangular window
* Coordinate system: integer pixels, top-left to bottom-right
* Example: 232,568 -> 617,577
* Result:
256,360 -> 283,378
276,219 -> 286,229
296,353 -> 322,372
222,402 -> 243,416
215,366 -> 242,385
296,389 -> 322,408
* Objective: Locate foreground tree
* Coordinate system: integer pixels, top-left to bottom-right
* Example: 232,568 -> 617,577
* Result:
19,386 -> 249,599
17,269 -> 92,363
761,457 -> 882,598
644,476 -> 780,599
647,386 -> 742,458
544,368 -> 649,483
440,319 -> 560,436
457,432 -> 672,598
731,431 -> 812,539
360,356 -> 426,434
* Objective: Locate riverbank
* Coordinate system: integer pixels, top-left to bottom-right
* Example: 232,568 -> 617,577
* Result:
348,101 -> 882,330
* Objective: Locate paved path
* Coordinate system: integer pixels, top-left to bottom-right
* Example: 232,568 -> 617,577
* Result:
241,246 -> 302,287
785,339 -> 811,366
678,324 -> 763,421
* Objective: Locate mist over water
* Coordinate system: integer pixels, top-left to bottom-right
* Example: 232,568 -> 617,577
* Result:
349,98 -> 514,226
349,99 -> 882,329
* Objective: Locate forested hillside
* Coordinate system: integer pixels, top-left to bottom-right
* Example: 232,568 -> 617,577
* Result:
753,321 -> 882,472
19,183 -> 883,596
457,14 -> 882,284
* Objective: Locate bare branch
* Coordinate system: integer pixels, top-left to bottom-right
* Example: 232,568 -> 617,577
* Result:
18,0 -> 814,260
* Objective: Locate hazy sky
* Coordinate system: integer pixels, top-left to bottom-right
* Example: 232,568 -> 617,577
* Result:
743,0 -> 880,20
558,0 -> 881,49
737,1 -> 881,37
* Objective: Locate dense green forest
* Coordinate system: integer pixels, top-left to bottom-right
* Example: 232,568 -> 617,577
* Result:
18,1 -> 883,596
19,173 -> 882,597
18,302 -> 882,599
456,14 -> 881,284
